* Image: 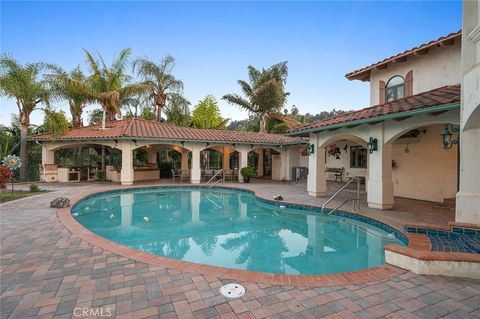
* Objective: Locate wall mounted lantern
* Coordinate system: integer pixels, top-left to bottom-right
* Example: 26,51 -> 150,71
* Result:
308,144 -> 315,155
440,123 -> 459,150
367,137 -> 378,154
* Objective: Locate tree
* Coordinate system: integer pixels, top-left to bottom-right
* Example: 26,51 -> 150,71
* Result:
164,95 -> 191,126
53,48 -> 149,130
88,108 -> 104,125
0,54 -> 56,180
51,66 -> 90,127
38,108 -> 70,138
223,62 -> 288,133
133,55 -> 184,122
190,95 -> 228,129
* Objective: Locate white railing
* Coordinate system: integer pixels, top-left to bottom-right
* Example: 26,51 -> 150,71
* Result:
207,169 -> 224,187
322,177 -> 361,214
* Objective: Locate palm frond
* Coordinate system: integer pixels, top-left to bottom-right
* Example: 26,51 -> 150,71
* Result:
222,93 -> 256,113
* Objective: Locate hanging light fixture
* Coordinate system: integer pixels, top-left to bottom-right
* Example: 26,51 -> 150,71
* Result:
440,123 -> 459,149
367,137 -> 378,154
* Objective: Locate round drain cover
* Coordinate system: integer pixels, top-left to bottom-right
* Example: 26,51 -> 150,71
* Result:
219,283 -> 245,298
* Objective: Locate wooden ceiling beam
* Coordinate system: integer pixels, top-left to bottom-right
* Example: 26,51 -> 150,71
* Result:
392,56 -> 407,63
374,64 -> 388,71
439,39 -> 455,47
413,48 -> 429,56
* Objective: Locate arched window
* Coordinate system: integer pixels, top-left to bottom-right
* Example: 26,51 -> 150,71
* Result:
385,76 -> 405,102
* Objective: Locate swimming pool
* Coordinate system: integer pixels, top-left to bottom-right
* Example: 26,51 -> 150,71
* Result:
72,187 -> 406,275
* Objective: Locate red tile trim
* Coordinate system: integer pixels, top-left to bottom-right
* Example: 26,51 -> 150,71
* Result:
386,230 -> 480,263
57,184 -> 407,287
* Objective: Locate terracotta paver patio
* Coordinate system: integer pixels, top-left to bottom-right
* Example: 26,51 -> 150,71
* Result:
1,181 -> 479,319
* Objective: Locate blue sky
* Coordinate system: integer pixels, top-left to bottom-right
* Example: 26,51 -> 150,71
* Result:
0,1 -> 461,126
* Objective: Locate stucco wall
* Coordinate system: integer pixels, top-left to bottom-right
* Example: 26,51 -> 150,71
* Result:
324,141 -> 368,181
370,41 -> 461,106
392,125 -> 457,202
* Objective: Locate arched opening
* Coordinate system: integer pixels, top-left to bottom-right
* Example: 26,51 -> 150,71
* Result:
319,135 -> 368,185
45,143 -> 120,182
388,123 -> 458,205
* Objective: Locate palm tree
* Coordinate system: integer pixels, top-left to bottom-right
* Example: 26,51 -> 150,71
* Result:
133,55 -> 184,122
0,54 -> 55,180
53,48 -> 149,130
53,48 -> 149,172
51,66 -> 90,128
164,94 -> 191,126
223,62 -> 289,133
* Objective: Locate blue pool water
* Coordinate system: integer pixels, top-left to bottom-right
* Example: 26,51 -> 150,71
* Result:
72,187 -> 406,275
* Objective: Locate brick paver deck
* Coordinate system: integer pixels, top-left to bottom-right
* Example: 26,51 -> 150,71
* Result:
1,182 -> 479,319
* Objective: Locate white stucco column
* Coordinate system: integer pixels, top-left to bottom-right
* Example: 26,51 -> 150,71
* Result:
237,146 -> 249,183
456,0 -> 480,224
41,145 -> 55,165
181,149 -> 189,170
367,138 -> 394,209
120,193 -> 133,227
120,141 -> 134,186
256,149 -> 264,177
190,144 -> 202,184
307,134 -> 326,197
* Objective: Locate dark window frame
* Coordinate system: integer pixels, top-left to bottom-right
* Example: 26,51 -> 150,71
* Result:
350,146 -> 367,169
385,75 -> 405,102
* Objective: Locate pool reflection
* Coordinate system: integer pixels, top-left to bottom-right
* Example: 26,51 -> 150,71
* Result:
73,189 -> 403,274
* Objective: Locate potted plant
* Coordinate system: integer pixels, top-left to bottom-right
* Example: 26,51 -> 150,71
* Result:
240,166 -> 255,183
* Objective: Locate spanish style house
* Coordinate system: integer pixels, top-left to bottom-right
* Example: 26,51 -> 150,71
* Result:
30,26 -> 479,225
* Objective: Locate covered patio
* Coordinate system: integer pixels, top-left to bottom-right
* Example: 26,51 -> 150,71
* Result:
288,85 -> 461,211
29,118 -> 308,186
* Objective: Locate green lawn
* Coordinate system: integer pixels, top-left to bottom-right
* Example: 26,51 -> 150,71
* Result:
0,190 -> 51,203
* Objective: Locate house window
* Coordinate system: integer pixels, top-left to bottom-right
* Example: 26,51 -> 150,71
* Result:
385,76 -> 405,102
350,146 -> 367,168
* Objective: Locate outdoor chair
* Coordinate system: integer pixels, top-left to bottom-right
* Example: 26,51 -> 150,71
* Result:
171,169 -> 180,181
204,169 -> 214,181
224,169 -> 233,181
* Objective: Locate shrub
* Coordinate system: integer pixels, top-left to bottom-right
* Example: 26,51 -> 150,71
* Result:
240,166 -> 255,178
96,170 -> 106,181
29,183 -> 40,192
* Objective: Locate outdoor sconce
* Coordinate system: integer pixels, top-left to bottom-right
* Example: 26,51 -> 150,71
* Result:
367,137 -> 378,154
181,141 -> 185,147
440,123 -> 459,150
308,143 -> 315,155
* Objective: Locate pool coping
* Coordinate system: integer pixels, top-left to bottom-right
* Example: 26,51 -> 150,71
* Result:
57,183 -> 407,287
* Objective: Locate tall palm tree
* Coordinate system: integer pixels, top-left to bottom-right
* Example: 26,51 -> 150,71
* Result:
133,55 -> 184,122
53,48 -> 149,172
51,66 -> 90,128
53,48 -> 149,130
0,54 -> 54,180
223,62 -> 289,133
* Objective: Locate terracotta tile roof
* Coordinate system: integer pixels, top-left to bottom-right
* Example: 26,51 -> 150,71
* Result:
29,118 -> 307,145
346,31 -> 461,81
288,84 -> 460,135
